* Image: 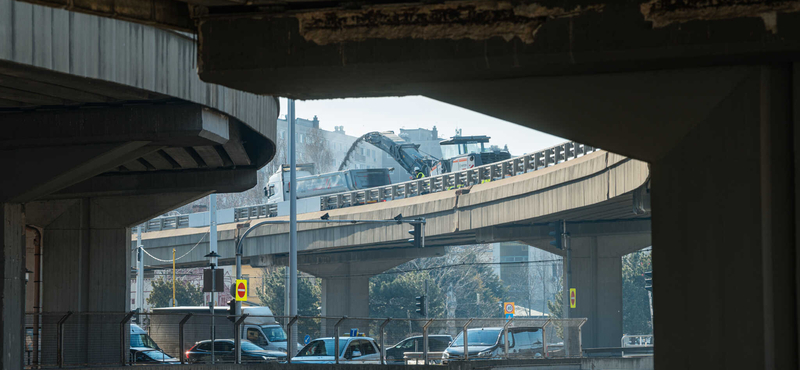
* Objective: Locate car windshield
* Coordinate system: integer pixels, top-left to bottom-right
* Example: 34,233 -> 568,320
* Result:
451,329 -> 501,347
261,326 -> 287,342
240,341 -> 263,352
130,334 -> 159,349
141,350 -> 172,361
297,339 -> 338,357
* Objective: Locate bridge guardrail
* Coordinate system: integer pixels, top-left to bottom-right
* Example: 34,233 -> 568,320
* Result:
135,141 -> 598,229
24,312 -> 587,368
235,141 -> 598,222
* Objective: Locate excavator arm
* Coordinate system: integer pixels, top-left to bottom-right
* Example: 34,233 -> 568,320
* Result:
363,131 -> 435,176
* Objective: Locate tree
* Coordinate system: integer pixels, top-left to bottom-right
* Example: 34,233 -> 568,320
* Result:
547,276 -> 564,338
622,249 -> 652,334
369,244 -> 507,319
146,276 -> 204,308
301,128 -> 334,174
255,267 -> 321,337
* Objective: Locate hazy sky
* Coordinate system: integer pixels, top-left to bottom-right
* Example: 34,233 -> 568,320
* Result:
279,96 -> 563,156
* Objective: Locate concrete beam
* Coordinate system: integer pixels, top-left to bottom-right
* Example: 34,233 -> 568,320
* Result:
1,142 -> 157,203
253,246 -> 446,276
11,0 -> 193,37
0,103 -> 230,149
48,168 -> 256,199
196,2 -> 800,103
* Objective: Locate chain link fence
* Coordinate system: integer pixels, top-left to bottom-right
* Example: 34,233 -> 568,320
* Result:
23,312 -> 585,368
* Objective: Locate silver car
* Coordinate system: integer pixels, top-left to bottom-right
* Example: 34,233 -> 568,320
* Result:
291,337 -> 380,364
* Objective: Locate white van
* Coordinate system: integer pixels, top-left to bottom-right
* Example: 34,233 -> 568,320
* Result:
150,306 -> 300,357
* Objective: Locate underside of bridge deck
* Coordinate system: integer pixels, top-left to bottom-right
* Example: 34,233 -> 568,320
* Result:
6,0 -> 800,368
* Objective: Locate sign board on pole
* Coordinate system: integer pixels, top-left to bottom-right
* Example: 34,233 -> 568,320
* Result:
569,288 -> 577,309
304,335 -> 311,345
202,269 -> 225,292
350,328 -> 358,337
235,279 -> 248,301
503,302 -> 515,315
505,313 -> 513,319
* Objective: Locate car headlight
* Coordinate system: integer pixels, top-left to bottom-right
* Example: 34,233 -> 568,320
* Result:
262,356 -> 268,360
477,350 -> 493,357
442,352 -> 450,359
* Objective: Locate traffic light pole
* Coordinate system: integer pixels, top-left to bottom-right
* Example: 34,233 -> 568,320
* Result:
424,280 -> 429,319
564,219 -> 570,320
562,220 -> 571,356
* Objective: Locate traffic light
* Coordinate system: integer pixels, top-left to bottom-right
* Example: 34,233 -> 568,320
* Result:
548,221 -> 564,249
415,295 -> 426,316
408,222 -> 424,248
644,271 -> 653,292
227,299 -> 236,322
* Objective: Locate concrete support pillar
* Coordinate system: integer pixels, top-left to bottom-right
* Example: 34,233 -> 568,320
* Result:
320,275 -> 371,336
1,203 -> 26,369
38,199 -> 131,365
652,65 -> 798,369
552,232 -> 651,349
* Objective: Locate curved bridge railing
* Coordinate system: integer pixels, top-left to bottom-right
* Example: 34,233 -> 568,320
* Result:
233,141 -> 598,222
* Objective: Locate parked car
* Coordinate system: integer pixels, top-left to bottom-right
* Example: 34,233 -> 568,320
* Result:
442,327 -> 544,363
186,339 -> 287,363
291,337 -> 381,364
129,323 -> 179,364
129,348 -> 181,365
386,335 -> 452,364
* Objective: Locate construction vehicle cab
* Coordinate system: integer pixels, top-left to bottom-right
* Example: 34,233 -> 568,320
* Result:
432,135 -> 511,176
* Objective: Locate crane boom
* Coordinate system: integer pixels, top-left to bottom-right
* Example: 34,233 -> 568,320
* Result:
363,131 -> 434,176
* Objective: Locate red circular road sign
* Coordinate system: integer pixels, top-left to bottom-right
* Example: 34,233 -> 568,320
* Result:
237,282 -> 246,298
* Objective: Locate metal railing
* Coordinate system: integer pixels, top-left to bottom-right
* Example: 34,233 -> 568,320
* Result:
24,312 -> 587,368
133,140 -> 598,228
234,141 -> 597,222
138,215 -> 190,233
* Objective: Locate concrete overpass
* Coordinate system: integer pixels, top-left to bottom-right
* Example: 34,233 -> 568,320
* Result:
0,0 -> 278,367
138,149 -> 651,347
10,0 -> 799,368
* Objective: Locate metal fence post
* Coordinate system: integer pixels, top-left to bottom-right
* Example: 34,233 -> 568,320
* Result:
542,319 -> 550,358
379,318 -> 391,365
461,319 -> 473,361
234,314 -> 249,364
422,319 -> 433,364
56,312 -> 72,368
503,318 -> 514,360
119,311 -> 136,365
178,313 -> 193,365
285,316 -> 299,363
333,316 -> 347,365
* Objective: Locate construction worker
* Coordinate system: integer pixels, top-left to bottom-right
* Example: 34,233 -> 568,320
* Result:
414,166 -> 426,179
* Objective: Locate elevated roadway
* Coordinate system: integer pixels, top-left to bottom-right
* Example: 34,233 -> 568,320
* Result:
139,149 -> 651,347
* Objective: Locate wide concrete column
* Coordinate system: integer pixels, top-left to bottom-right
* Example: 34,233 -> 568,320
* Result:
652,65 -> 798,369
320,272 -> 371,336
27,192 -> 207,366
1,203 -> 26,369
566,234 -> 650,349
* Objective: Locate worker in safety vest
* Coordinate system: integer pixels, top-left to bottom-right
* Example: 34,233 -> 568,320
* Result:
414,166 -> 426,179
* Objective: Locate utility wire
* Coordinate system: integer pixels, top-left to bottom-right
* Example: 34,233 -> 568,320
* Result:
139,231 -> 209,263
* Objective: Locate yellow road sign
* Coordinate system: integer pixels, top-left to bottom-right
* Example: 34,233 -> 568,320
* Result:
569,288 -> 576,308
235,279 -> 248,301
504,302 -> 515,314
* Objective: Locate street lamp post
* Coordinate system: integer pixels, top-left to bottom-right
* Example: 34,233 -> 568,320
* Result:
205,251 -> 220,364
